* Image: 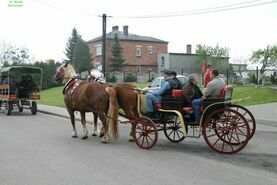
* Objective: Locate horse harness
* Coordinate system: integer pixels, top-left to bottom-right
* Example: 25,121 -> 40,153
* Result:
63,76 -> 84,108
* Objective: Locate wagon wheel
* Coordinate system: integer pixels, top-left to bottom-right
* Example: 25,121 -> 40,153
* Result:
30,101 -> 37,115
163,113 -> 187,143
19,107 -> 23,112
5,101 -> 13,116
229,104 -> 256,140
203,108 -> 250,154
132,117 -> 158,149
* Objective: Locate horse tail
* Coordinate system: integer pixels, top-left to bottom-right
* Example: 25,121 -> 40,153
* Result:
105,87 -> 119,140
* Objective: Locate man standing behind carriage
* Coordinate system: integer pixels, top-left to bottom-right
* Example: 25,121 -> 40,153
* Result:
144,70 -> 181,119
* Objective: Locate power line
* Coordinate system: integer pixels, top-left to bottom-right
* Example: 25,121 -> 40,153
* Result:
114,0 -> 277,18
32,0 -> 277,19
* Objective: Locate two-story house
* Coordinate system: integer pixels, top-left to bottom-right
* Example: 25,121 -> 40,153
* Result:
87,25 -> 168,73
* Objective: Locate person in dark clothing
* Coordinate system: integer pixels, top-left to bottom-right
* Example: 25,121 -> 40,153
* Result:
182,74 -> 203,106
18,75 -> 28,98
170,71 -> 183,89
144,70 -> 179,119
25,75 -> 36,93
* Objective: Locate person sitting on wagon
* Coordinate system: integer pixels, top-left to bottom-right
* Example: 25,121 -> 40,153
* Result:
144,70 -> 181,119
25,75 -> 36,92
18,75 -> 28,98
182,74 -> 203,107
192,70 -> 226,123
0,75 -> 7,84
170,71 -> 183,89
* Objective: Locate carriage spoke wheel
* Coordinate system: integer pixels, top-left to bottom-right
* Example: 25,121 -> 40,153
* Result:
5,101 -> 12,116
229,104 -> 256,140
30,101 -> 37,115
203,108 -> 250,154
132,117 -> 158,149
163,114 -> 186,143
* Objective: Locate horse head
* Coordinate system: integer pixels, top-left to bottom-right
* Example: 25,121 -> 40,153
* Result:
55,63 -> 77,83
88,69 -> 106,83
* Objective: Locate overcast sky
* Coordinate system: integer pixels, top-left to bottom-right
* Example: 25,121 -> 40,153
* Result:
0,0 -> 276,66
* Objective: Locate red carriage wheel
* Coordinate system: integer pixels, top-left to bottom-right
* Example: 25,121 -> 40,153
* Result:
132,117 -> 158,149
163,114 -> 186,143
203,108 -> 250,154
229,104 -> 256,140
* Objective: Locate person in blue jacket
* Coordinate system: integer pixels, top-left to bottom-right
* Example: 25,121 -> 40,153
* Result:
144,70 -> 179,119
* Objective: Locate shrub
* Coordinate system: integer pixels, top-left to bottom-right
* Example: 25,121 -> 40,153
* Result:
106,74 -> 117,83
124,73 -> 136,82
235,81 -> 243,85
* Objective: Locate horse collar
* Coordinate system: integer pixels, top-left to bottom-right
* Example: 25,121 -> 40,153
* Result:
62,77 -> 79,95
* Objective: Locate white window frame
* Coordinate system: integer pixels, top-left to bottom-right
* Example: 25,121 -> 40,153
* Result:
136,45 -> 142,57
147,46 -> 153,55
95,44 -> 102,56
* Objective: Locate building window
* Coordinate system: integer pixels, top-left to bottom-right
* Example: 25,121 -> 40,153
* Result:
136,66 -> 141,73
147,46 -> 153,55
136,46 -> 141,57
95,44 -> 102,56
161,56 -> 165,68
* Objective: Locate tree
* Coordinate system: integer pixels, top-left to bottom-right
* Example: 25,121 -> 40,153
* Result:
250,45 -> 277,77
64,28 -> 81,63
110,34 -> 125,71
196,44 -> 230,70
0,41 -> 30,66
72,38 -> 92,73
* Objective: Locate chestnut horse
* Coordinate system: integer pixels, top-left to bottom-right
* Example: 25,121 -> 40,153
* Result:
88,72 -> 139,141
55,63 -> 119,143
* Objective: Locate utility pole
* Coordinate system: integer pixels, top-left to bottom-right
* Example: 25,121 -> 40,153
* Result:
102,14 -> 107,77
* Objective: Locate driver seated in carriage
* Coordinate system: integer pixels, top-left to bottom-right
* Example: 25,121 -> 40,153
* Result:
143,70 -> 182,119
192,69 -> 226,123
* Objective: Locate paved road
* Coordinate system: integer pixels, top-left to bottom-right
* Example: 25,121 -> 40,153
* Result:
0,111 -> 277,185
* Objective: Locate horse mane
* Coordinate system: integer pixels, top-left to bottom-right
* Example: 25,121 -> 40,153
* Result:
65,65 -> 77,77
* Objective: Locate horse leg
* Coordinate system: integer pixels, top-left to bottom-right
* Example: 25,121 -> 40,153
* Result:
92,112 -> 98,136
68,110 -> 78,138
124,109 -> 136,142
99,114 -> 109,143
80,112 -> 88,139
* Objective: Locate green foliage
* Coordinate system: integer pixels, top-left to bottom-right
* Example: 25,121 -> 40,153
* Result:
106,73 -> 117,83
64,28 -> 81,63
248,73 -> 257,84
124,73 -> 136,82
195,44 -> 229,71
72,38 -> 92,73
0,43 -> 30,65
270,74 -> 277,85
250,45 -> 277,75
110,34 -> 125,71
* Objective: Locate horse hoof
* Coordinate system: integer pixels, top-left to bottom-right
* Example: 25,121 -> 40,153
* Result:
101,140 -> 109,144
128,138 -> 134,142
81,136 -> 88,140
92,133 -> 97,136
99,133 -> 104,138
72,135 -> 78,138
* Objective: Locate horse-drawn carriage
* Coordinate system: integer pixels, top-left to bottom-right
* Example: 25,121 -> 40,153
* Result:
55,63 -> 255,154
131,86 -> 256,154
0,66 -> 43,115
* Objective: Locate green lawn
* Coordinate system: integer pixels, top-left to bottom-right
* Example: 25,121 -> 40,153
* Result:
38,84 -> 277,107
